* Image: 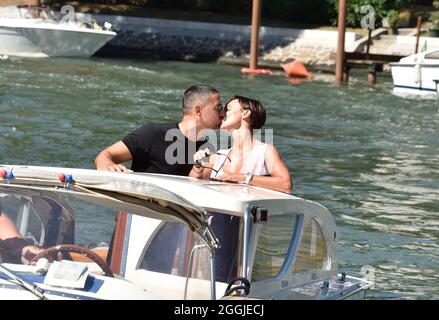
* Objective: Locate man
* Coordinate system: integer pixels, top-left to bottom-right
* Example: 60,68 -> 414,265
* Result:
95,85 -> 225,175
96,85 -> 224,269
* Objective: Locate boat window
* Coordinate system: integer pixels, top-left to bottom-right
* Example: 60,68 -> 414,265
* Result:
207,212 -> 241,283
0,190 -> 116,264
138,212 -> 241,284
252,213 -> 298,282
139,221 -> 211,281
0,195 -> 44,246
293,218 -> 328,272
64,196 -> 115,247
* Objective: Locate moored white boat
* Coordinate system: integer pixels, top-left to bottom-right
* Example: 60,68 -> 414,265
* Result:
0,6 -> 116,58
0,165 -> 371,300
390,48 -> 439,96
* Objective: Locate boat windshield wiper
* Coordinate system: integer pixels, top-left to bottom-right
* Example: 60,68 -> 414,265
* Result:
0,263 -> 48,300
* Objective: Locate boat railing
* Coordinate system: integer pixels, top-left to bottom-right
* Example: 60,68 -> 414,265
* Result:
7,4 -> 112,31
16,5 -> 55,21
14,5 -> 110,31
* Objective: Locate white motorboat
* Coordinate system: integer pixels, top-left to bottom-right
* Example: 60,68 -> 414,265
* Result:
390,49 -> 439,96
0,6 -> 116,58
0,165 -> 371,300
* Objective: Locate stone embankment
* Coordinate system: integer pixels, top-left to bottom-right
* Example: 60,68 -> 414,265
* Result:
77,12 -> 439,72
77,12 -> 359,69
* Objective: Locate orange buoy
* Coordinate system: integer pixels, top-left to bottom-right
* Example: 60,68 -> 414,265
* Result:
241,68 -> 274,75
281,60 -> 312,79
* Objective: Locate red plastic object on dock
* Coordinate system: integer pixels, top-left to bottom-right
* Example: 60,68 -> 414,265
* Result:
241,68 -> 273,75
281,60 -> 312,79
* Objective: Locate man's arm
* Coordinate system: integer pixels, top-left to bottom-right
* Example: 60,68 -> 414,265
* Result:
0,212 -> 21,240
95,141 -> 134,172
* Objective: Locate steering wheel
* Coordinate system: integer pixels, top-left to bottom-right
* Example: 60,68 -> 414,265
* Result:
31,244 -> 114,278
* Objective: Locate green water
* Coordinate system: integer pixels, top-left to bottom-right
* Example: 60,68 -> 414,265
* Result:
1,57 -> 438,299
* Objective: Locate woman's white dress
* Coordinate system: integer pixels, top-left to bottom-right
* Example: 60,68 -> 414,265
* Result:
210,140 -> 269,178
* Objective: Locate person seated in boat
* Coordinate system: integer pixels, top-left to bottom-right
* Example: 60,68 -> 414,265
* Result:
0,203 -> 41,265
189,95 -> 292,194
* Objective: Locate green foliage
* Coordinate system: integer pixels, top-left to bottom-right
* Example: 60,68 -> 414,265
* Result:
328,0 -> 408,27
432,0 -> 439,30
430,11 -> 439,28
261,0 -> 334,25
387,9 -> 399,33
45,0 -> 413,28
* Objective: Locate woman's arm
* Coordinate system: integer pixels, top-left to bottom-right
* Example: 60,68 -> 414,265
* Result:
257,144 -> 292,193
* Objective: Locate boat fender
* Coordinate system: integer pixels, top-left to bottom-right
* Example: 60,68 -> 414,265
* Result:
281,60 -> 312,80
415,63 -> 421,84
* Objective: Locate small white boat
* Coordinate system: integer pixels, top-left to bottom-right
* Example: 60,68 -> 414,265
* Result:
390,49 -> 439,96
0,6 -> 116,58
0,165 -> 371,300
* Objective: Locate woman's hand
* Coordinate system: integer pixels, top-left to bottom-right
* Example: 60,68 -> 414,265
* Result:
194,148 -> 212,168
212,172 -> 246,184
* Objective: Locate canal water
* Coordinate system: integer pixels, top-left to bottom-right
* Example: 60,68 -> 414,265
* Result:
0,57 -> 438,299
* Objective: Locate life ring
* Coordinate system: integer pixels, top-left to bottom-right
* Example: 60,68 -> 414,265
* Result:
241,68 -> 274,75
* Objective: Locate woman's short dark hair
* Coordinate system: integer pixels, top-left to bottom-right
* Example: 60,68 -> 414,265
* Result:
226,95 -> 266,129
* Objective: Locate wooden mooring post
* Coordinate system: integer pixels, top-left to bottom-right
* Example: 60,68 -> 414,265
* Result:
335,0 -> 347,84
249,0 -> 262,70
415,16 -> 422,54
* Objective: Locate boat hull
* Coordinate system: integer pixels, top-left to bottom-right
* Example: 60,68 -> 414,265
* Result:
0,18 -> 116,58
391,63 -> 439,96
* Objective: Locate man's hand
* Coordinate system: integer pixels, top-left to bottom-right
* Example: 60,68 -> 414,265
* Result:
95,141 -> 133,173
194,148 -> 212,168
21,245 -> 42,265
101,164 -> 133,173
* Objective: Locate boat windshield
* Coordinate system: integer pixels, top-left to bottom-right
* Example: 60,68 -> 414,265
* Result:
0,189 -> 116,265
138,211 -> 241,284
207,212 -> 241,283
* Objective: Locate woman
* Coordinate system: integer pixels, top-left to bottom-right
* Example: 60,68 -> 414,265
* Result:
189,95 -> 292,193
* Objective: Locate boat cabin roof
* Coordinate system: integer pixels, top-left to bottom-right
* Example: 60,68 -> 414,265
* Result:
1,165 -> 299,216
399,48 -> 439,63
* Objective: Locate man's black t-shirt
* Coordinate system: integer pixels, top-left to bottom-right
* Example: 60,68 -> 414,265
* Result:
122,122 -> 210,176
